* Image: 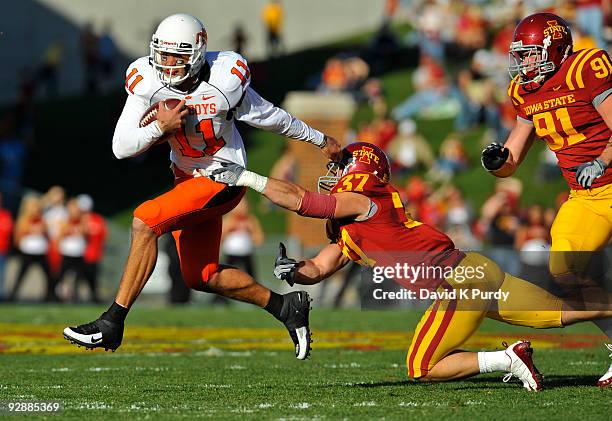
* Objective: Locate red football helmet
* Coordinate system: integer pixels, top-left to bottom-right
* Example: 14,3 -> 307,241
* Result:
508,13 -> 573,85
318,142 -> 391,192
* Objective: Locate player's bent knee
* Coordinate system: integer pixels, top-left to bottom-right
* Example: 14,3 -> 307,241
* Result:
134,200 -> 164,236
131,216 -> 157,238
182,262 -> 220,291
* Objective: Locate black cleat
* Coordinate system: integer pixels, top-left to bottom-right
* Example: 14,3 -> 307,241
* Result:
63,318 -> 124,351
281,291 -> 312,360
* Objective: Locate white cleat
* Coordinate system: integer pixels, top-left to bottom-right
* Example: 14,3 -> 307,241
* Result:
502,340 -> 542,391
597,343 -> 612,388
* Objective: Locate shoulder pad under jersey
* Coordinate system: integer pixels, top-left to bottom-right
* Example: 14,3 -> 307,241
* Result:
565,48 -> 612,96
206,50 -> 251,108
124,56 -> 156,98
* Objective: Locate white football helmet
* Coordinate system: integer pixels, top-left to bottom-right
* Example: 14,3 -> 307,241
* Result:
150,13 -> 207,86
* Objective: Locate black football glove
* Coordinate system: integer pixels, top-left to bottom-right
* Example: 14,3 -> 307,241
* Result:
481,143 -> 510,172
570,158 -> 606,189
274,242 -> 299,286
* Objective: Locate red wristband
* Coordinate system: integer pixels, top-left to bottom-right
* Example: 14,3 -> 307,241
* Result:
297,191 -> 337,219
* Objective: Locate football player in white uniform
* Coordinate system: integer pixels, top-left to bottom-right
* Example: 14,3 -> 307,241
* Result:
64,13 -> 341,360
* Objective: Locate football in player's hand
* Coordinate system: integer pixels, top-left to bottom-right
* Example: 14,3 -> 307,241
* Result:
139,98 -> 182,144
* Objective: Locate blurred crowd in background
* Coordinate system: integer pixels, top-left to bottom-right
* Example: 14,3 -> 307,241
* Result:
0,0 -> 610,305
266,0 -> 611,305
0,187 -> 106,303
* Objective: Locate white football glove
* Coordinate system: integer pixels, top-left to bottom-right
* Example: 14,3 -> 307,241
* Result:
210,162 -> 246,186
571,159 -> 606,189
209,162 -> 268,192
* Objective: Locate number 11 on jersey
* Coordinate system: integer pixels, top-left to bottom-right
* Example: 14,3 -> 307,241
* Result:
174,119 -> 226,157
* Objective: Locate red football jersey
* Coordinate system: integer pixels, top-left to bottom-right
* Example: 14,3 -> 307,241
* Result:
508,48 -> 612,190
84,212 -> 107,263
0,209 -> 13,254
327,172 -> 464,290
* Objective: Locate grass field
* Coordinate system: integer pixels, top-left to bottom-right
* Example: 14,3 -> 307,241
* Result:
0,304 -> 609,420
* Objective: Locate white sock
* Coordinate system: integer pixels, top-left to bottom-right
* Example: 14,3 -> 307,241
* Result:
478,350 -> 511,373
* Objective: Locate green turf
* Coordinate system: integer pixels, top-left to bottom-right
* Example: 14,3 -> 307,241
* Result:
0,305 -> 609,420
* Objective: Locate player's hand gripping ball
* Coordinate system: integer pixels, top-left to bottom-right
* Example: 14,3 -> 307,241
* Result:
139,98 -> 184,144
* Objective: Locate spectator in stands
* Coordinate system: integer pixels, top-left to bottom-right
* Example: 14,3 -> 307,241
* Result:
269,145 -> 296,184
383,0 -> 400,24
453,2 -> 487,55
386,118 -> 434,175
480,179 -> 522,275
429,134 -> 469,181
319,57 -> 348,92
42,186 -> 68,238
575,0 -> 608,49
38,40 -> 64,98
56,198 -> 89,302
515,205 -> 552,282
98,22 -> 117,83
344,56 -> 370,99
231,23 -> 248,56
42,185 -> 68,278
7,195 -> 54,302
221,198 -> 264,279
515,205 -> 549,251
262,145 -> 297,213
322,262 -> 363,308
453,52 -> 503,135
0,193 -> 13,301
367,22 -> 400,73
444,186 -> 472,228
164,234 -> 190,304
355,117 -> 397,152
413,0 -> 448,63
391,54 -> 450,121
362,78 -> 386,116
402,176 -> 445,228
77,194 -> 106,303
318,55 -> 370,99
81,21 -> 99,93
261,0 -> 284,58
0,72 -> 32,214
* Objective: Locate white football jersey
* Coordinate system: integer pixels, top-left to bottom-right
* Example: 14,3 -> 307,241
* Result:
113,51 -> 324,175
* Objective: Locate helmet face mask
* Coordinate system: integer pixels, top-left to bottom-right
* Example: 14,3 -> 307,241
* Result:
318,161 -> 345,193
317,142 -> 390,193
508,13 -> 572,86
508,40 -> 555,84
150,14 -> 207,87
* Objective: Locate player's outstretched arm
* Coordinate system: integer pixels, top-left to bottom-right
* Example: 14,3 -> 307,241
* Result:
209,163 -> 370,219
481,119 -> 535,177
236,87 -> 342,160
274,242 -> 349,286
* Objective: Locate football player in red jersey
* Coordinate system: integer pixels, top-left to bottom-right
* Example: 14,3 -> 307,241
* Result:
481,12 -> 612,387
212,141 -> 612,391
